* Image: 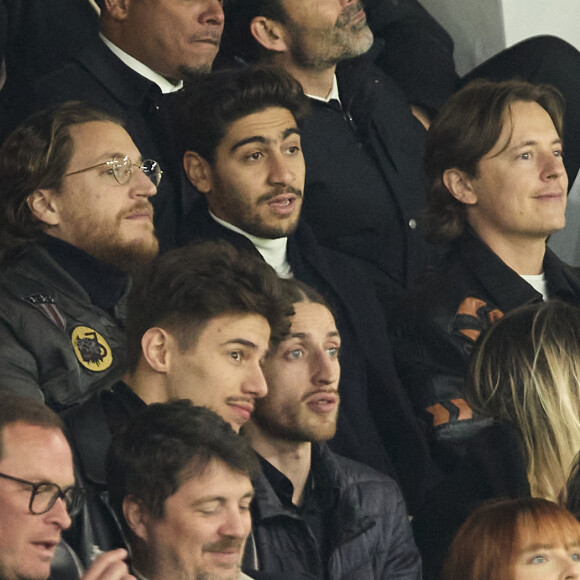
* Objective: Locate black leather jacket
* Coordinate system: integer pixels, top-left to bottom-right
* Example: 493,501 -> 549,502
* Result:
394,229 -> 580,469
0,245 -> 127,411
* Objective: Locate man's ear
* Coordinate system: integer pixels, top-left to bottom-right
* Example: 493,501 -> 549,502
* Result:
141,327 -> 172,373
183,151 -> 212,194
123,496 -> 149,542
26,190 -> 60,227
442,168 -> 478,205
102,0 -> 130,20
250,16 -> 288,53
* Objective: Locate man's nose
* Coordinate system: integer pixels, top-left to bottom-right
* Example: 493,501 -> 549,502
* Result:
268,153 -> 295,186
132,164 -> 158,198
45,497 -> 72,530
219,507 -> 251,539
200,0 -> 225,26
241,362 -> 268,399
541,151 -> 567,181
311,350 -> 338,386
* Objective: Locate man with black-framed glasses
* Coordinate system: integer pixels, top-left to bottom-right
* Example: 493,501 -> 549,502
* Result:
0,101 -> 160,411
0,392 -> 134,580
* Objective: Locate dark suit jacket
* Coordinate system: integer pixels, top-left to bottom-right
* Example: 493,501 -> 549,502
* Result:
183,203 -> 439,513
0,0 -> 100,138
19,36 -> 194,251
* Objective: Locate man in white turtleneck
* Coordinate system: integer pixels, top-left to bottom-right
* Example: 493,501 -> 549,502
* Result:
175,66 -> 438,514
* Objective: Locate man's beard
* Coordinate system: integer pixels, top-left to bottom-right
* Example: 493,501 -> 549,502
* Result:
178,62 -> 214,82
286,2 -> 373,71
194,567 -> 241,580
75,204 -> 159,272
192,537 -> 245,580
84,234 -> 159,272
215,185 -> 303,240
251,398 -> 339,444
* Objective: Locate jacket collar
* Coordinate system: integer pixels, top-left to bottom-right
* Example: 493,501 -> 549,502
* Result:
41,236 -> 127,312
252,443 -> 373,542
76,37 -> 160,108
455,228 -> 580,311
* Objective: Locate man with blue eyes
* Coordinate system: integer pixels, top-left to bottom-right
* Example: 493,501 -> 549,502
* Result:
0,392 -> 134,580
106,399 -> 279,580
241,279 -> 422,579
0,102 -> 159,412
173,65 -> 437,515
394,78 -> 580,472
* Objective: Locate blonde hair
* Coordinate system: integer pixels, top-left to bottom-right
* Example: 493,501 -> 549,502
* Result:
467,300 -> 580,503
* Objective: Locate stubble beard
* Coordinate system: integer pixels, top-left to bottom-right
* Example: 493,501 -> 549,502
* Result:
252,401 -> 338,444
194,570 -> 240,580
178,61 -> 214,82
286,3 -> 374,71
213,185 -> 304,240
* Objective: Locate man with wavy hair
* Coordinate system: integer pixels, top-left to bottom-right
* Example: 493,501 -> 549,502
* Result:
0,102 -> 159,411
395,79 -> 580,471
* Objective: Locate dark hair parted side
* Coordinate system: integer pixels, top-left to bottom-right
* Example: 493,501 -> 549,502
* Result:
171,65 -> 310,163
106,400 -> 260,520
125,240 -> 294,371
0,102 -> 122,264
220,0 -> 287,65
0,393 -> 64,460
424,79 -> 565,244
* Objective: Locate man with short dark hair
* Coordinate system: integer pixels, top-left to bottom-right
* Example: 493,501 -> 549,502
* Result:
106,400 -> 272,580
174,66 -> 436,512
219,0 -> 437,315
395,78 -> 580,469
12,0 -> 225,250
0,392 -> 134,580
244,279 -> 422,579
63,240 -> 292,562
0,102 -> 159,410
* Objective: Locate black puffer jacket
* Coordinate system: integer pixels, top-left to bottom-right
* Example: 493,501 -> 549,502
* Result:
248,444 -> 422,580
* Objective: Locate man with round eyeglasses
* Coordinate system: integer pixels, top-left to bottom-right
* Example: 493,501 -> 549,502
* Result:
0,392 -> 135,580
0,101 -> 160,411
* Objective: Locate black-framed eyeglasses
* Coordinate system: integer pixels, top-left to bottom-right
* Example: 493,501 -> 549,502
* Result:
0,471 -> 85,516
65,155 -> 163,187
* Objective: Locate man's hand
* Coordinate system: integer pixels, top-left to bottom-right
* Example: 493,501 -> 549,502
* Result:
82,549 -> 135,580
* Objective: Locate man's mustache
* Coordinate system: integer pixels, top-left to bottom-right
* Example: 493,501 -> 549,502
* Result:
202,537 -> 245,552
257,186 -> 303,205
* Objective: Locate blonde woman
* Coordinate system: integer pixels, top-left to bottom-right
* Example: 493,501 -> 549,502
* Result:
466,299 -> 580,504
